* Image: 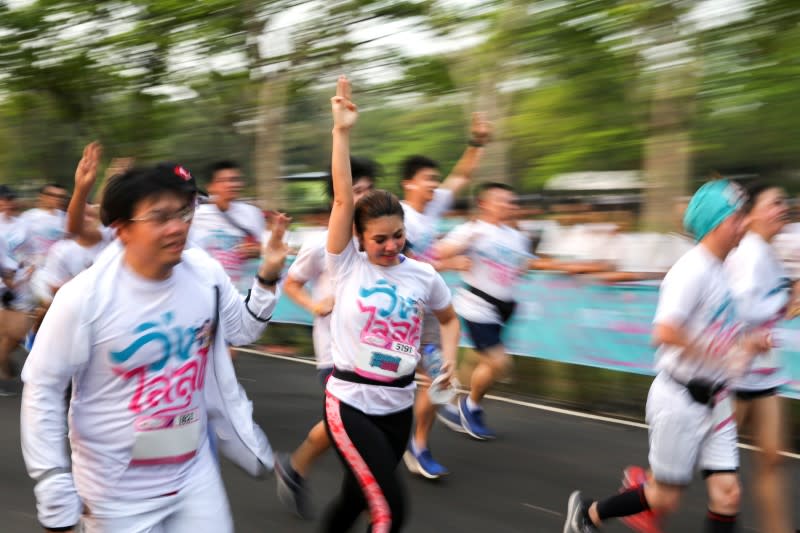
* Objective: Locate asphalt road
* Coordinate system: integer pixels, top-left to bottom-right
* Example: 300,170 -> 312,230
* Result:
1,351 -> 797,532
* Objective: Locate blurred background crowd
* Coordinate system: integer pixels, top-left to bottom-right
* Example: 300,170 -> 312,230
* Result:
3,0 -> 800,442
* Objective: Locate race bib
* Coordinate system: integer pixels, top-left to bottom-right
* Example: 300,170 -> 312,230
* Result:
130,409 -> 202,466
355,340 -> 418,383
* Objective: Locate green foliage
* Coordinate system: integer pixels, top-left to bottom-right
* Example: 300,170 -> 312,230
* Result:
2,0 -> 800,197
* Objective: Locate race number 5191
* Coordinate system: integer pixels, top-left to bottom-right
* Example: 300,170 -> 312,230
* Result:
391,341 -> 415,355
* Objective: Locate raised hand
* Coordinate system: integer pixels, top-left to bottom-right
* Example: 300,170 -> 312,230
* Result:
74,142 -> 102,192
261,212 -> 291,278
470,112 -> 492,146
331,75 -> 358,131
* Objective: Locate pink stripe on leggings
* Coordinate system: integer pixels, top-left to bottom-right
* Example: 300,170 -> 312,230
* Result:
325,392 -> 392,533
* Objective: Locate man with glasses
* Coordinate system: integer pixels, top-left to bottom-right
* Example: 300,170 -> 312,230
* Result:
189,161 -> 266,292
21,161 -> 290,532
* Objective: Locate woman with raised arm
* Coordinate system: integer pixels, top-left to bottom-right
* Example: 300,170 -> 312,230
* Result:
322,76 -> 460,532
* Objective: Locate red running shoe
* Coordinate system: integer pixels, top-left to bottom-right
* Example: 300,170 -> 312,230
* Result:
619,465 -> 663,533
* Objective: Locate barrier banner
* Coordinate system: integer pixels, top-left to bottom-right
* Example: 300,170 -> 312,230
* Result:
259,266 -> 800,399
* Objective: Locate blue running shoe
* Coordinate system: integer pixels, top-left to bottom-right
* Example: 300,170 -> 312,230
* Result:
403,444 -> 448,479
436,403 -> 466,434
458,396 -> 495,440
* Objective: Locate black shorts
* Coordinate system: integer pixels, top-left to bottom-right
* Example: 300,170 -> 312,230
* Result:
463,319 -> 503,352
734,387 -> 778,401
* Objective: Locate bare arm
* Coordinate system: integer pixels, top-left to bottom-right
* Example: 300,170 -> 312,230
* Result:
433,240 -> 470,262
433,304 -> 460,381
256,213 -> 291,290
66,142 -> 101,236
440,112 -> 492,195
327,76 -> 359,255
283,276 -> 334,317
653,321 -> 771,369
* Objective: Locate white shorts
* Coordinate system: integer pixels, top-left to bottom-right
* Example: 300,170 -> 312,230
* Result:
80,461 -> 232,533
647,372 -> 739,486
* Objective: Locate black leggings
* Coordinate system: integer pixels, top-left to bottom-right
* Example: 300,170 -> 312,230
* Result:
322,393 -> 413,533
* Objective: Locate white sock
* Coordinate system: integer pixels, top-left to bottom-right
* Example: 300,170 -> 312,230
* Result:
410,438 -> 424,455
466,397 -> 480,412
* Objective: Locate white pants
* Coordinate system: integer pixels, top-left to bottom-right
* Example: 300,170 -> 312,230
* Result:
647,372 -> 739,485
80,461 -> 232,533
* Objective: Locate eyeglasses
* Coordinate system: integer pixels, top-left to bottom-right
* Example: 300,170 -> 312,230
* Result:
130,204 -> 195,225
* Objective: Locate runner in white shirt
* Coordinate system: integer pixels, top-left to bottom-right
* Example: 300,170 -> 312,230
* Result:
33,143 -> 121,309
398,113 -> 491,479
724,183 -> 795,533
20,158 -> 290,533
31,203 -> 111,306
0,232 -> 19,393
322,76 -> 460,533
274,157 -> 377,519
434,183 -> 532,439
20,183 -> 68,268
0,184 -> 35,389
564,179 -> 772,533
189,161 -> 265,292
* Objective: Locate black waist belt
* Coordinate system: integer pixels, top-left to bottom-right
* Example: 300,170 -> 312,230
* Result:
669,374 -> 726,407
464,284 -> 517,323
332,368 -> 415,388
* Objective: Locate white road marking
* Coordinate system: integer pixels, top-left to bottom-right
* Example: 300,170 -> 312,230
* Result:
522,503 -> 563,517
234,347 -> 800,461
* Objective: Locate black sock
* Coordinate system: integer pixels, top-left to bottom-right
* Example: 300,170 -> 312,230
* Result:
596,486 -> 650,520
706,510 -> 736,532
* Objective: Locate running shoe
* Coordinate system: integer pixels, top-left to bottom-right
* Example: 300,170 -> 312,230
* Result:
563,490 -> 599,533
458,396 -> 495,440
619,465 -> 663,533
436,403 -> 466,434
274,452 -> 313,520
403,444 -> 448,479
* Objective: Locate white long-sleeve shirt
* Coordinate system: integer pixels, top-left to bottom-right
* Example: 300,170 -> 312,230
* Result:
21,241 -> 279,529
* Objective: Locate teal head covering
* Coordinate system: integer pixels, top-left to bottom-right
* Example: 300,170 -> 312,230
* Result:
683,179 -> 746,242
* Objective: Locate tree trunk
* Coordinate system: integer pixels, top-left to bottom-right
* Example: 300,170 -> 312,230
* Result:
475,70 -> 511,185
640,34 -> 696,231
253,72 -> 288,211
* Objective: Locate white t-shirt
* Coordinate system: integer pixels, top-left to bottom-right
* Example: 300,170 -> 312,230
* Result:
19,208 -> 66,267
725,232 -> 791,390
34,238 -> 110,299
325,240 -> 451,415
442,220 -> 531,324
0,213 -> 36,309
287,231 -> 335,368
0,213 -> 31,268
401,188 -> 454,263
0,235 -> 14,272
189,201 -> 265,287
653,245 -> 745,383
